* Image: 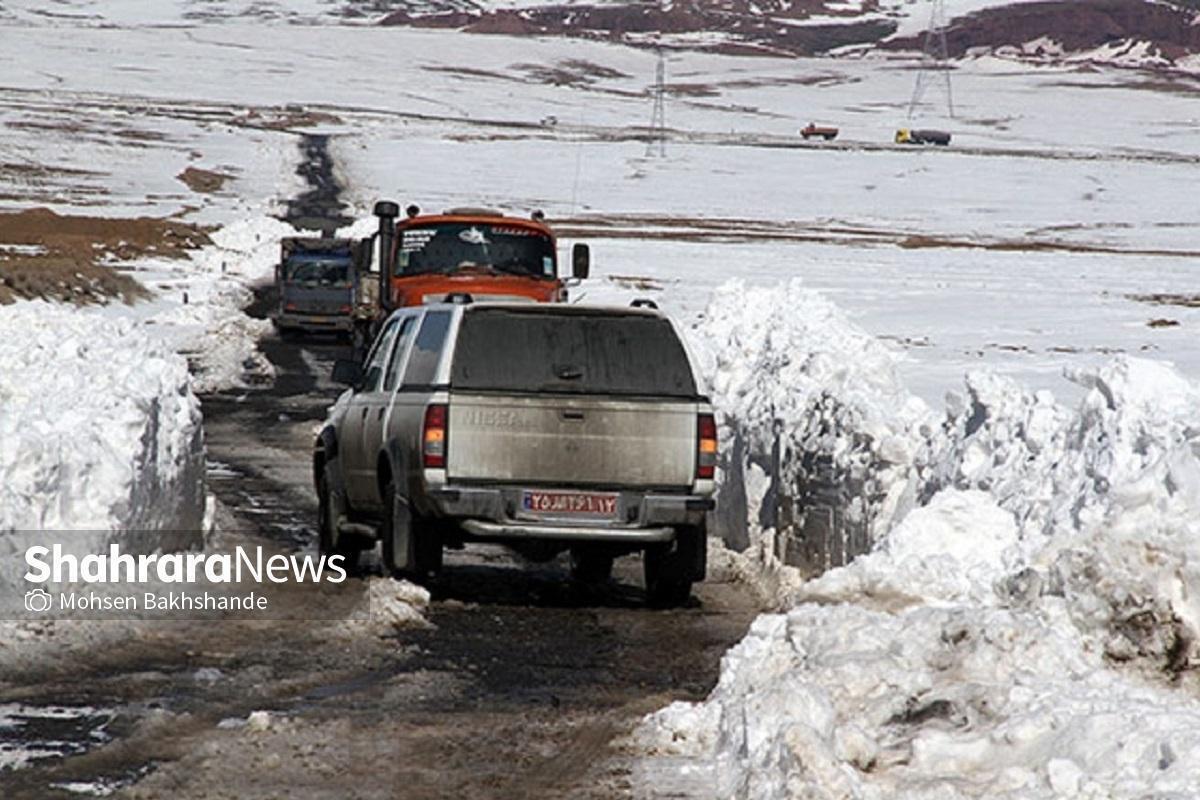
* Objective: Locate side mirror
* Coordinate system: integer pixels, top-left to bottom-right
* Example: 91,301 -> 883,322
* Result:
571,243 -> 590,280
331,359 -> 363,388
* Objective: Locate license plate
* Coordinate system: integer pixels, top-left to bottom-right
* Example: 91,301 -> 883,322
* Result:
522,490 -> 618,517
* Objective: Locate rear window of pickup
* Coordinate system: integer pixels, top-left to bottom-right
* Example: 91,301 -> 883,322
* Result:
451,309 -> 698,398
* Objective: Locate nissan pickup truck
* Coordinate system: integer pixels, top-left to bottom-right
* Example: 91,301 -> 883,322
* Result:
313,301 -> 716,606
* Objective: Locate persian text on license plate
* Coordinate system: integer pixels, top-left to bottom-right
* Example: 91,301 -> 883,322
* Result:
522,490 -> 618,517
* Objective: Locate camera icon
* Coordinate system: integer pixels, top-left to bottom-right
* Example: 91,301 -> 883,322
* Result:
24,588 -> 53,613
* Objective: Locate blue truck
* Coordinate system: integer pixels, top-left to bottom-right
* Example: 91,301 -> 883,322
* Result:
272,238 -> 364,337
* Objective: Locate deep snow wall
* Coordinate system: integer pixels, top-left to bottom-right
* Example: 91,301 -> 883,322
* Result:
699,278 -> 1200,670
0,302 -> 205,607
695,280 -> 938,578
641,280 -> 1200,798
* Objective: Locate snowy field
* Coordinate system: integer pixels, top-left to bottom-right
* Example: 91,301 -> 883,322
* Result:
2,22 -> 1198,401
2,5 -> 1200,797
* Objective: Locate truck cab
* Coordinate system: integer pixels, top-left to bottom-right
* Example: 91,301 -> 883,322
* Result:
273,238 -> 360,336
387,208 -> 572,307
348,201 -> 590,359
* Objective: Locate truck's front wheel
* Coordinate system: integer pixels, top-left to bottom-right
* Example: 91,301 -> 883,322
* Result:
643,525 -> 705,608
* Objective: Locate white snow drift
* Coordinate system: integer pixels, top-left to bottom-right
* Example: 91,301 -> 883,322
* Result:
0,302 -> 205,610
639,280 -> 1200,799
112,215 -> 299,394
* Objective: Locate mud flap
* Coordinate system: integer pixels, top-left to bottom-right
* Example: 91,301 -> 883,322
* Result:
384,491 -> 414,572
685,522 -> 707,582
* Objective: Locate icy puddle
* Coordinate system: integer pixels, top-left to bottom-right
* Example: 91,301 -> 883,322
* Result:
0,703 -> 115,772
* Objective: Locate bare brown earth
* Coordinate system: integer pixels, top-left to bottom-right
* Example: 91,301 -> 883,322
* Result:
379,0 -> 1200,64
0,207 -> 209,305
552,213 -> 1200,259
177,166 -> 234,194
381,0 -> 896,57
886,0 -> 1200,62
1128,292 -> 1200,308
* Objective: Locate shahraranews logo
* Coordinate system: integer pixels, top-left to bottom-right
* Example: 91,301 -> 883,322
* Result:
22,544 -> 347,614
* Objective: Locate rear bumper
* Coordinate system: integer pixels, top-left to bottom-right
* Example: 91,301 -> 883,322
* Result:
423,486 -> 712,540
460,520 -> 675,543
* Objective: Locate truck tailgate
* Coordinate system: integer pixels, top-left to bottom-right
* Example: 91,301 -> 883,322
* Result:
446,393 -> 697,488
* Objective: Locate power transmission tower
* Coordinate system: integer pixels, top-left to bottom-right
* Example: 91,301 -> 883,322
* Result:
646,47 -> 666,157
907,0 -> 954,120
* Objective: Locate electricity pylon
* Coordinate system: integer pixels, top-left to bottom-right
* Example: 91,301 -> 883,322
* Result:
908,0 -> 954,119
646,47 -> 666,157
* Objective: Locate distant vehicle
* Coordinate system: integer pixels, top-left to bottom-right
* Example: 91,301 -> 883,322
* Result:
348,202 -> 590,356
800,123 -> 839,141
895,128 -> 951,146
272,238 -> 364,337
315,301 -> 715,607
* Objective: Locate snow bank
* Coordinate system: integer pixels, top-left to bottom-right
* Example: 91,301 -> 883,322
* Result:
637,279 -> 1200,798
919,359 -> 1200,667
691,279 -> 937,568
638,596 -> 1200,799
335,577 -> 432,637
697,278 -> 1200,668
114,215 -> 300,393
0,302 -> 205,604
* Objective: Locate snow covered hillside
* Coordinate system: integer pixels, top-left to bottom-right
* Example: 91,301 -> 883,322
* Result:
3,0 -> 1199,69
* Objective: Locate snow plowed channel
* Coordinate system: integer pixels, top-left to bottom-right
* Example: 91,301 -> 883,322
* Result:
638,280 -> 1200,798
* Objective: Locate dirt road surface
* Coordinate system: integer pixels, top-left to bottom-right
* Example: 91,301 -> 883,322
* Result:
0,296 -> 759,799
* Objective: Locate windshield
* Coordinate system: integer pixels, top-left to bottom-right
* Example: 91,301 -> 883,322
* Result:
397,223 -> 555,279
451,310 -> 698,398
284,257 -> 351,286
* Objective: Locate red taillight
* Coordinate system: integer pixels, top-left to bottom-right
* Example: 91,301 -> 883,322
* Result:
697,413 -> 717,480
338,304 -> 351,314
423,403 -> 448,469
284,302 -> 297,311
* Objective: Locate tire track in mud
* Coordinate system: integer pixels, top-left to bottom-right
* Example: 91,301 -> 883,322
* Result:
283,133 -> 352,236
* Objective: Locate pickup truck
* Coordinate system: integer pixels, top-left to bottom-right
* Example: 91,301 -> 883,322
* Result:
800,122 -> 838,141
313,301 -> 716,606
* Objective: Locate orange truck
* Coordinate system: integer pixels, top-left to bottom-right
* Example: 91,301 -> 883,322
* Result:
350,201 -> 590,355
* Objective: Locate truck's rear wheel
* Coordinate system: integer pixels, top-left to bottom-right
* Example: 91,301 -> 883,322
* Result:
317,461 -> 367,573
381,479 -> 443,581
570,547 -> 614,585
643,526 -> 704,608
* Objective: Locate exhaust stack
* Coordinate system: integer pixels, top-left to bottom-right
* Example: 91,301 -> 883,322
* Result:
373,200 -> 400,312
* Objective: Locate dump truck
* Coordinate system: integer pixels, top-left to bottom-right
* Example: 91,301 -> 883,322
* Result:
348,201 -> 590,357
272,238 -> 368,337
800,123 -> 839,141
895,128 -> 951,146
